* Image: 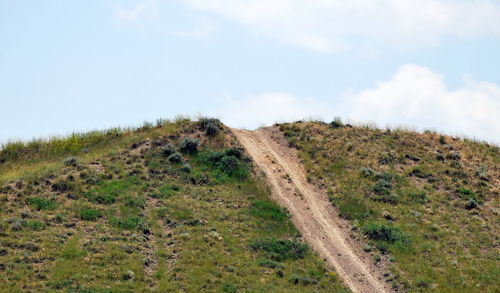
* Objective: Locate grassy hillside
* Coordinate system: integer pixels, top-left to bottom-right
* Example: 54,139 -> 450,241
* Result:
278,121 -> 499,293
0,119 -> 348,293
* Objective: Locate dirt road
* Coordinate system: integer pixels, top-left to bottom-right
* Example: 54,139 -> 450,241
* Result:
232,127 -> 393,293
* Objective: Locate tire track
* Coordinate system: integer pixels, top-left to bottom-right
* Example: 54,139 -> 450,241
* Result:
232,127 -> 393,293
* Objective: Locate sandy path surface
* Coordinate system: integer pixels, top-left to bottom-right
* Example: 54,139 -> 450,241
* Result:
232,127 -> 393,293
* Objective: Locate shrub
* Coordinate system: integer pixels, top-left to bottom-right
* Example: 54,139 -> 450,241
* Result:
456,188 -> 478,201
160,144 -> 176,157
360,167 -> 375,178
224,148 -> 244,159
446,152 -> 461,160
54,214 -> 64,223
406,154 -> 421,162
124,196 -> 145,208
219,156 -> 242,174
28,197 -> 57,211
363,223 -> 407,243
372,193 -> 399,205
93,193 -> 116,205
27,220 -> 46,231
167,152 -> 183,164
204,150 -> 225,163
330,117 -> 344,129
198,117 -> 221,130
179,137 -> 199,154
63,157 -> 78,167
111,216 -> 144,230
9,217 -> 26,231
222,282 -> 237,293
251,200 -> 288,221
181,162 -> 192,173
249,238 -> 308,261
378,151 -> 396,165
373,179 -> 392,195
476,165 -> 489,181
375,242 -> 389,252
123,270 -> 135,281
79,208 -> 100,221
409,191 -> 428,204
200,149 -> 250,180
409,167 -> 434,179
374,172 -> 397,181
51,180 -> 74,193
436,153 -> 445,161
289,275 -> 318,285
465,199 -> 478,210
204,122 -> 219,136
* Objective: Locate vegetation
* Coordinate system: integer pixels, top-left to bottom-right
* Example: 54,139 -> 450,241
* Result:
0,118 -> 348,292
250,238 -> 309,261
5,116 -> 496,292
160,143 -> 176,157
197,117 -> 222,137
251,200 -> 289,221
28,197 -> 58,211
179,137 -> 200,154
79,207 -> 101,221
279,121 -> 499,292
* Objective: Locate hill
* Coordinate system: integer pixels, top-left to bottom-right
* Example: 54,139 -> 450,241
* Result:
278,121 -> 499,292
0,119 -> 348,292
0,117 -> 498,293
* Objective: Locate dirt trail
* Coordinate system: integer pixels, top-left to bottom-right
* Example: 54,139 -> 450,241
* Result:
232,127 -> 393,293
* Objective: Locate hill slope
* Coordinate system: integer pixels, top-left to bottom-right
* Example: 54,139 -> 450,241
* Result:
278,121 -> 499,293
0,119 -> 348,292
1,118 -> 498,293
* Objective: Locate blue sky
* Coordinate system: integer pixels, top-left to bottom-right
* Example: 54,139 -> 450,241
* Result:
1,0 -> 499,144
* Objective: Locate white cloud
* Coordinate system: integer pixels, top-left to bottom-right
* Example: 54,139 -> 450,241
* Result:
182,0 -> 500,52
216,92 -> 333,129
217,65 -> 500,144
114,0 -> 158,22
344,64 -> 500,143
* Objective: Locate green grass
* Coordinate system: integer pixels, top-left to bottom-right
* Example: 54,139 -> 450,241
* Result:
336,196 -> 374,221
0,119 -> 349,292
279,121 -> 500,293
249,238 -> 309,261
111,216 -> 144,230
79,207 -> 101,221
0,117 -> 189,184
28,197 -> 58,210
250,200 -> 289,221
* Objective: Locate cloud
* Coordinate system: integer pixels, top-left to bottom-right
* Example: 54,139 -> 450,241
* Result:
344,64 -> 500,143
181,0 -> 500,52
217,65 -> 500,144
215,92 -> 333,129
114,0 -> 158,22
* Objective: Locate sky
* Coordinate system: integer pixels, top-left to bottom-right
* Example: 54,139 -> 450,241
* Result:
1,0 -> 499,144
